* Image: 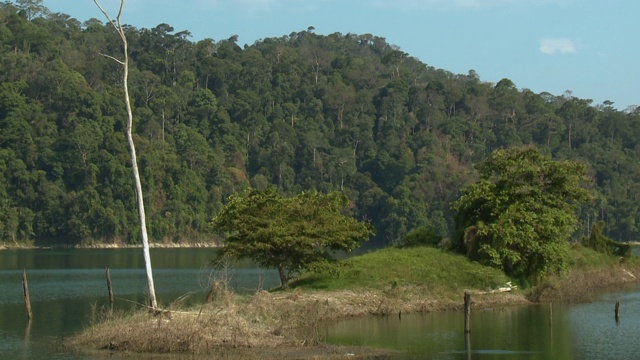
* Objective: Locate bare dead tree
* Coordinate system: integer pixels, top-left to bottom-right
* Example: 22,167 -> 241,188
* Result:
93,0 -> 157,309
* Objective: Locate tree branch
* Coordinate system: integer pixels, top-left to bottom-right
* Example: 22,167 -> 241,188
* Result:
99,52 -> 124,65
93,0 -> 127,44
92,0 -> 116,30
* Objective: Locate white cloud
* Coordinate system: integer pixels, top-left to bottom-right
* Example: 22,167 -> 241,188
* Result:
539,38 -> 577,54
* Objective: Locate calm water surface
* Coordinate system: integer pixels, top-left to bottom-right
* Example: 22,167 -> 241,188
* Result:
0,248 -> 278,359
1,248 -> 639,359
325,284 -> 640,359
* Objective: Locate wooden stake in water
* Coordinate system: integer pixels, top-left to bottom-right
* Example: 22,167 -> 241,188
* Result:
549,302 -> 553,326
615,301 -> 620,322
464,291 -> 471,333
22,269 -> 32,321
106,267 -> 114,311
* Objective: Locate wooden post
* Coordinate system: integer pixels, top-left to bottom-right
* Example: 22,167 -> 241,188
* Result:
464,291 -> 471,333
22,269 -> 32,321
549,302 -> 553,326
106,267 -> 114,311
615,301 -> 620,321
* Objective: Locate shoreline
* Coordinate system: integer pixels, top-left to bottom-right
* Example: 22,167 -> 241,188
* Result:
68,264 -> 640,359
0,242 -> 221,251
68,286 -> 532,359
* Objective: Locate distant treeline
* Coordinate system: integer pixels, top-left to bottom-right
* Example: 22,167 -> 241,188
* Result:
1,1 -> 639,246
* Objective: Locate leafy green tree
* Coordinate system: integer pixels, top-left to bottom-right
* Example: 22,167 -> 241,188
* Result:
381,49 -> 407,78
450,146 -> 592,282
556,96 -> 598,150
211,187 -> 374,288
15,0 -> 48,21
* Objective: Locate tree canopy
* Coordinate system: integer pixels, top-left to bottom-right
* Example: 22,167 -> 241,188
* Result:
1,2 -> 640,249
211,188 -> 374,288
450,146 -> 592,282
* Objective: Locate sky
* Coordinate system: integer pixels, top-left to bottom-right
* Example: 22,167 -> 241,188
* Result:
40,0 -> 638,110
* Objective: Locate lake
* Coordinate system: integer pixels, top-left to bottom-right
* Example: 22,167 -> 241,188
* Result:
1,248 -> 639,359
325,286 -> 640,359
0,248 -> 279,359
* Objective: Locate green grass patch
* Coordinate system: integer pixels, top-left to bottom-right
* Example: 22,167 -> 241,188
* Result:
292,247 -> 510,295
567,243 -> 638,269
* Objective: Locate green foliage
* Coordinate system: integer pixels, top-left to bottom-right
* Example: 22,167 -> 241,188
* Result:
211,187 -> 374,288
1,3 -> 640,249
581,221 -> 631,257
567,243 -> 620,270
451,146 -> 592,282
293,247 -> 510,295
396,225 -> 442,248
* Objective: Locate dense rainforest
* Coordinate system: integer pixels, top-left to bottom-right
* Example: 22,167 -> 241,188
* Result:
1,1 -> 639,247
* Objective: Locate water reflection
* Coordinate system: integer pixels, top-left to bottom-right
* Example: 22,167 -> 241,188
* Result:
325,305 -> 574,359
324,284 -> 640,360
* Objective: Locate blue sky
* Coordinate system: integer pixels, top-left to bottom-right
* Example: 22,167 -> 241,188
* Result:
42,0 -> 638,110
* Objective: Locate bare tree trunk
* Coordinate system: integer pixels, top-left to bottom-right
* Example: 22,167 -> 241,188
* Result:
94,0 -> 157,309
277,263 -> 288,289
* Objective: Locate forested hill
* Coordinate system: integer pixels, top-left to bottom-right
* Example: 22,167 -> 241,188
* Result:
1,2 -> 640,247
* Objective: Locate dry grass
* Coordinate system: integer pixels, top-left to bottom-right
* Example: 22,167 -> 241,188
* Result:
69,246 -> 640,358
528,264 -> 640,303
72,290 -> 291,354
68,284 -> 526,358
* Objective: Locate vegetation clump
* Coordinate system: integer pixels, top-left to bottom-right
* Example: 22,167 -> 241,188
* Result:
450,146 -> 592,283
394,225 -> 442,248
211,187 -> 374,288
293,247 -> 512,297
581,221 -> 631,257
528,244 -> 639,303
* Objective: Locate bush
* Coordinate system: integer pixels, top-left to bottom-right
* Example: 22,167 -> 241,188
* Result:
396,225 -> 442,248
582,221 -> 631,257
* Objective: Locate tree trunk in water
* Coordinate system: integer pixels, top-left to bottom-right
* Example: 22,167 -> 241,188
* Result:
94,0 -> 157,309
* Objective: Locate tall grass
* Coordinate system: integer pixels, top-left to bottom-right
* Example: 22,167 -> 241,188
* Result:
527,244 -> 640,303
567,243 -> 631,269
